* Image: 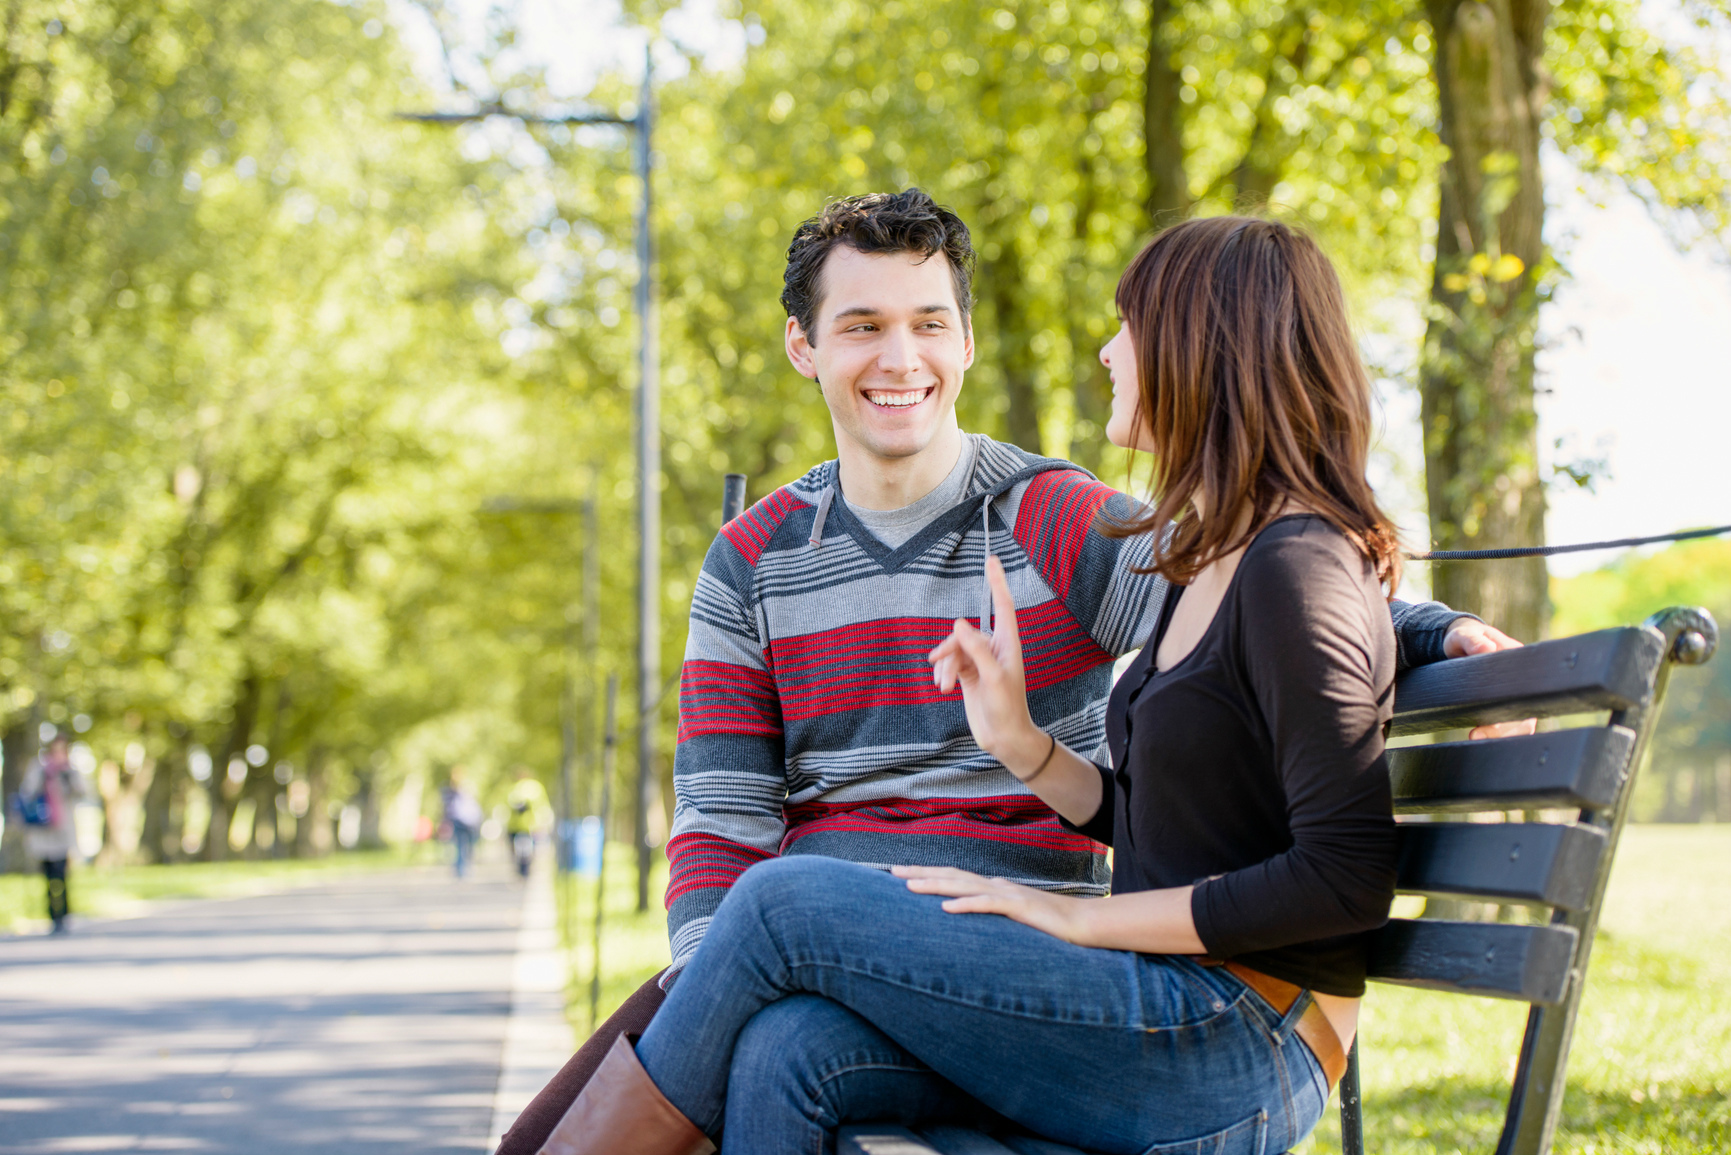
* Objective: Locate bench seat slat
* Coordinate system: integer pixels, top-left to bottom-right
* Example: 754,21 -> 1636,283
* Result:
838,1128 -> 952,1155
1389,726 -> 1634,814
1396,822 -> 1606,910
1390,627 -> 1663,735
838,1126 -> 1085,1155
1366,918 -> 1580,1004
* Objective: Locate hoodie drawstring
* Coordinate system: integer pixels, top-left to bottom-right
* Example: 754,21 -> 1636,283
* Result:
811,475 -> 994,642
980,494 -> 994,636
809,484 -> 835,548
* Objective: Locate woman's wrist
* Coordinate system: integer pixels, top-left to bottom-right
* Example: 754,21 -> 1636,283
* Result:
1061,893 -> 1102,947
994,724 -> 1056,781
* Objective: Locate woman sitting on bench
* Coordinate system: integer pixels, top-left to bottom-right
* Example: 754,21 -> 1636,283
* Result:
551,215 -> 1403,1155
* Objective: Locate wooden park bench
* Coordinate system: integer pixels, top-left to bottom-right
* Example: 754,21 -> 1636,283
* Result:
714,473 -> 1719,1154
832,604 -> 1719,1155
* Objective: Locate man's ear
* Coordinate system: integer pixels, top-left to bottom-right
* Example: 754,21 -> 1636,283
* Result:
785,316 -> 818,379
961,315 -> 976,371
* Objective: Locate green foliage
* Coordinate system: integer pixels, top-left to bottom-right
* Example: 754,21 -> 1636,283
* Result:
1549,0 -> 1731,248
3,0 -> 1728,870
1551,540 -> 1731,637
0,0 -> 609,863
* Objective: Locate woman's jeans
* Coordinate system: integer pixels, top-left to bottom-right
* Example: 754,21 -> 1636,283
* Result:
637,857 -> 1328,1155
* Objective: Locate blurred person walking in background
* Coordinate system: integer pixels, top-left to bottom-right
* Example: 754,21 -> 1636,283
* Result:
441,766 -> 484,879
505,767 -> 551,879
17,733 -> 87,934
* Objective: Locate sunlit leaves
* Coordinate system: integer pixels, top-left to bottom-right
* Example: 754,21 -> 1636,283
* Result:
1548,0 -> 1731,250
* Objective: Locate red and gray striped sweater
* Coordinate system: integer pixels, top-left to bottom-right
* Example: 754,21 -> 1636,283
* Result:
665,435 -> 1461,978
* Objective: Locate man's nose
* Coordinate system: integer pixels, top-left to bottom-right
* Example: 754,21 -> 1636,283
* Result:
877,327 -> 921,375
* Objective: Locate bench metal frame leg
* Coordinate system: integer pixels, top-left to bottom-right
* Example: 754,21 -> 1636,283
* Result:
1338,1037 -> 1364,1155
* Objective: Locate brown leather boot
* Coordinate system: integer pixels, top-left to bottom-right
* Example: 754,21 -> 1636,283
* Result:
537,1034 -> 715,1155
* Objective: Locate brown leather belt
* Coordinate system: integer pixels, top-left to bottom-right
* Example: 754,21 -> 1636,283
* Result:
1200,960 -> 1348,1092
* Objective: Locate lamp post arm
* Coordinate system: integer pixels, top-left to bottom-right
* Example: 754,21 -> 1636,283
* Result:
395,107 -> 634,126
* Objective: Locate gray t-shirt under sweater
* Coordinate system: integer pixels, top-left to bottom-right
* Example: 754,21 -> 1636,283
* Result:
843,434 -> 980,548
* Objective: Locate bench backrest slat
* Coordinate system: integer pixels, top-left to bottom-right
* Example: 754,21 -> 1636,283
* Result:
1395,822 -> 1607,911
1365,919 -> 1579,1004
1389,627 -> 1664,736
1389,726 -> 1635,814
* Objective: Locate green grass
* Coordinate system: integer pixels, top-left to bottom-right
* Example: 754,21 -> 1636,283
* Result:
0,846 -> 436,935
556,843 -> 673,1037
1295,825 -> 1731,1154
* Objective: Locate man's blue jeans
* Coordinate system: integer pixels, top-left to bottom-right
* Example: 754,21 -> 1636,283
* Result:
638,856 -> 1329,1155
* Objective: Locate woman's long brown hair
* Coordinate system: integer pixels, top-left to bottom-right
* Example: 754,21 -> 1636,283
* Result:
1104,216 -> 1402,593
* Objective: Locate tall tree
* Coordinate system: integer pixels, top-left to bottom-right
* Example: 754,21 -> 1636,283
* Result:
1420,0 -> 1550,640
1143,0 -> 1190,221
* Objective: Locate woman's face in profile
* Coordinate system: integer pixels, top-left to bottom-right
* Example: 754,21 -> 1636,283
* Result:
1101,321 -> 1152,451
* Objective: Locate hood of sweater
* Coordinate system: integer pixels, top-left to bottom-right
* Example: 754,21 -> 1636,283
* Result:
794,435 -> 1095,637
795,435 -> 1093,549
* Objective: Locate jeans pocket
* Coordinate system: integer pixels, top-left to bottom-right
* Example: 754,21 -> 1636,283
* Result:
1139,956 -> 1240,1029
1137,1109 -> 1268,1155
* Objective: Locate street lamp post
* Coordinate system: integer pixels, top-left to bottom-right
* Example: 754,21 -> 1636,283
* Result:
630,53 -> 660,915
403,43 -> 662,910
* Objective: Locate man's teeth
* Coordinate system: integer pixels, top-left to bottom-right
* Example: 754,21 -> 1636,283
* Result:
866,389 -> 931,408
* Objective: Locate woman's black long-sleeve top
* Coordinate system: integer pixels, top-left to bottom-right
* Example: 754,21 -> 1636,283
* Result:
1063,516 -> 1399,997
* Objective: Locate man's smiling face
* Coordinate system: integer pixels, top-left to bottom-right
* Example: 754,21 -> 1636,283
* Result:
786,245 -> 974,466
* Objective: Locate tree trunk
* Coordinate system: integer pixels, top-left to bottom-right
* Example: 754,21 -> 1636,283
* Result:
1420,0 -> 1550,644
293,745 -> 332,858
1144,0 -> 1190,221
1,707 -> 41,873
987,242 -> 1043,453
139,728 -> 187,864
94,750 -> 153,867
1067,328 -> 1112,474
202,673 -> 261,862
246,682 -> 291,858
1065,132 -> 1113,476
355,764 -> 385,850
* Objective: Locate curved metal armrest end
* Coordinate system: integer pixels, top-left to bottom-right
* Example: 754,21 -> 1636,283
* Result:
1642,606 -> 1718,666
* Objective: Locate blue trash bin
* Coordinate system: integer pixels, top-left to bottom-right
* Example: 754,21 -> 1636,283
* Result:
575,815 -> 604,878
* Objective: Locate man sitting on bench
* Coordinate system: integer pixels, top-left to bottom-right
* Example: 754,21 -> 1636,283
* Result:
497,189 -> 1524,1154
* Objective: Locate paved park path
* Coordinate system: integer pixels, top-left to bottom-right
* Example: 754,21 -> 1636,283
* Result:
0,860 -> 571,1155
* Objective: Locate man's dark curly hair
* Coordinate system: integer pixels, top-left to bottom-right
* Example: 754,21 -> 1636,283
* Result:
780,188 -> 976,344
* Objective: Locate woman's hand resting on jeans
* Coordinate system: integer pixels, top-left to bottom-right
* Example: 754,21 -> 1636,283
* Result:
892,865 -> 1094,943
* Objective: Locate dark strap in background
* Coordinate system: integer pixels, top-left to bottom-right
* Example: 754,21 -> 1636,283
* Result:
1409,523 -> 1731,562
